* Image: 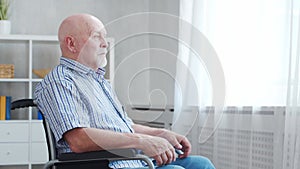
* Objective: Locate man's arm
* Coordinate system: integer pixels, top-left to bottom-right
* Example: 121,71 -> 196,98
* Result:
64,127 -> 160,152
63,127 -> 177,166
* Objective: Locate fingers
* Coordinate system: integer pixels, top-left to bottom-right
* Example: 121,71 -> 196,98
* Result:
154,148 -> 176,166
161,152 -> 168,165
178,146 -> 192,158
154,155 -> 163,166
177,137 -> 192,158
174,143 -> 182,150
167,147 -> 176,163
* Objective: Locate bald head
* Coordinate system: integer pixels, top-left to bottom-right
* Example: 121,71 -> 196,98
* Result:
58,14 -> 106,59
58,14 -> 100,42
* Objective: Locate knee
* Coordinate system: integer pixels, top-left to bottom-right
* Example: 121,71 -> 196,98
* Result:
199,156 -> 215,169
171,165 -> 185,169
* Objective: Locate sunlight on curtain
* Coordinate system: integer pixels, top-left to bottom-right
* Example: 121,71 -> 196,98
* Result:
174,0 -> 297,169
175,0 -> 290,107
283,0 -> 300,168
209,0 -> 289,106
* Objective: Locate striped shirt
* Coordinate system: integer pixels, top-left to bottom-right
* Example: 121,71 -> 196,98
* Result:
34,57 -> 145,168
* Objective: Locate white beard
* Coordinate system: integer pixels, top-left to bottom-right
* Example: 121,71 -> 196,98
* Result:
98,47 -> 107,68
99,57 -> 107,68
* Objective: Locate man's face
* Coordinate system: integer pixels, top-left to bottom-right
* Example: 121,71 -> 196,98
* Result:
77,21 -> 108,70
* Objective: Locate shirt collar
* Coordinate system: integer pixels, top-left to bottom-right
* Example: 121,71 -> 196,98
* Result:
60,56 -> 106,77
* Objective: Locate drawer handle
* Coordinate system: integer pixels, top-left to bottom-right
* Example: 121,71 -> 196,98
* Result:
6,151 -> 10,155
6,132 -> 10,135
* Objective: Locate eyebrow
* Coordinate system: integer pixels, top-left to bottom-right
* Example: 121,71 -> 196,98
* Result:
91,30 -> 106,37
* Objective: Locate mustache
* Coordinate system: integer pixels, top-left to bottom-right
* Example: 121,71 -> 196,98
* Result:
98,48 -> 107,54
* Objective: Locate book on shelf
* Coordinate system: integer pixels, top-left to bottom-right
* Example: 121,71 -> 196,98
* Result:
37,110 -> 43,120
5,96 -> 11,120
0,95 -> 12,120
0,96 -> 6,120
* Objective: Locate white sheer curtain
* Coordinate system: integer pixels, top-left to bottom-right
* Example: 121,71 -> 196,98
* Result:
284,0 -> 300,168
174,0 -> 300,168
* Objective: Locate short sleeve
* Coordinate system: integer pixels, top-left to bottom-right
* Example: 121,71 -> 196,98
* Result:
35,79 -> 90,143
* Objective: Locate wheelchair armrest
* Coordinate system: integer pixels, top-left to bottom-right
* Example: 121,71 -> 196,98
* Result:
46,149 -> 155,169
11,99 -> 36,110
58,148 -> 138,161
44,149 -> 155,169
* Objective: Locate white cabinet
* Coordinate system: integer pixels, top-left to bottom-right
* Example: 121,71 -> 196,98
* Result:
0,35 -> 59,169
0,122 -> 29,165
30,121 -> 48,164
0,143 -> 29,165
0,122 -> 29,142
0,121 -> 48,166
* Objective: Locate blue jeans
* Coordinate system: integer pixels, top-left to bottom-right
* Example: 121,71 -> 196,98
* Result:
123,156 -> 216,169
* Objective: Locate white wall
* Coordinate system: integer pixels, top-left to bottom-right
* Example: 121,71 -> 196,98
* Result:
149,1 -> 179,107
8,0 -> 179,106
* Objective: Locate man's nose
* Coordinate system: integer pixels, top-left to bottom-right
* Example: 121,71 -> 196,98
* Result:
100,39 -> 108,48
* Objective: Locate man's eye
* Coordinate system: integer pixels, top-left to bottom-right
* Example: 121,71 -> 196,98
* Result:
93,35 -> 101,40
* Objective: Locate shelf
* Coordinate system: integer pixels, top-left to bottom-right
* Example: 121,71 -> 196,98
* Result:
0,120 -> 42,123
0,78 -> 43,82
0,34 -> 58,41
0,35 -> 56,167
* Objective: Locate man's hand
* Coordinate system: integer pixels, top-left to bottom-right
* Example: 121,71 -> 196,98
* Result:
138,135 -> 176,166
132,124 -> 192,159
156,129 -> 191,158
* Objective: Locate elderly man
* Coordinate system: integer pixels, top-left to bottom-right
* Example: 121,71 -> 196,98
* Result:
34,13 -> 215,169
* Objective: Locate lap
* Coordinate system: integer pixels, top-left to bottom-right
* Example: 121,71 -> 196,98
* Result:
168,155 -> 215,169
122,155 -> 215,169
122,165 -> 184,169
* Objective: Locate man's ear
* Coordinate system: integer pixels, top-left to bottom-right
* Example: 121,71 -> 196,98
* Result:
65,36 -> 77,53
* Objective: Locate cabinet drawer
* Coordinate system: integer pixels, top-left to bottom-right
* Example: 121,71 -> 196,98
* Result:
0,123 -> 29,142
31,121 -> 46,142
31,142 -> 48,163
0,143 -> 29,165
